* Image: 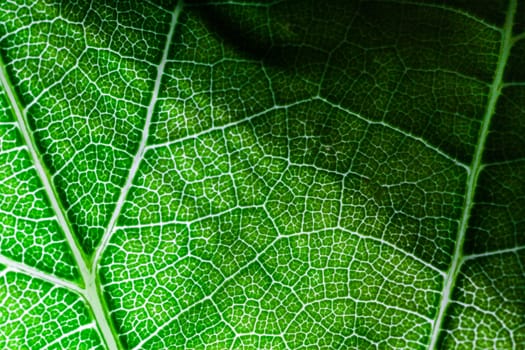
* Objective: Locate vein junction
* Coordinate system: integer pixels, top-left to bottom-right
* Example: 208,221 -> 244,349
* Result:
428,0 -> 518,348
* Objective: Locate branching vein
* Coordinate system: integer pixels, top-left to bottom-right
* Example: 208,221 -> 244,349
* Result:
428,0 -> 517,348
92,0 -> 185,269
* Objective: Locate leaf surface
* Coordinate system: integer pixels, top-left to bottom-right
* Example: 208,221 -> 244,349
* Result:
0,0 -> 524,349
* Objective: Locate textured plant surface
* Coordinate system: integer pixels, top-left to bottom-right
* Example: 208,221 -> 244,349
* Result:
0,0 -> 524,349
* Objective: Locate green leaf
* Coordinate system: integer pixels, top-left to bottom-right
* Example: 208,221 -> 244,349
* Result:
0,0 -> 524,349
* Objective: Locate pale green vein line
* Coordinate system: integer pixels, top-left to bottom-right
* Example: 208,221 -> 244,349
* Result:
148,95 -> 468,171
0,53 -> 121,350
337,228 -> 445,276
92,0 -> 184,269
513,31 -> 525,43
145,99 -> 310,151
483,157 -> 525,168
428,0 -> 517,348
370,0 -> 501,32
463,245 -> 525,262
503,81 -> 525,87
0,254 -> 83,294
316,96 -> 469,170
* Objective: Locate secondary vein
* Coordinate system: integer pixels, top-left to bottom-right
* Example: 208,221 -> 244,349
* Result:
0,53 -> 121,349
428,0 -> 517,348
92,0 -> 184,269
0,254 -> 83,294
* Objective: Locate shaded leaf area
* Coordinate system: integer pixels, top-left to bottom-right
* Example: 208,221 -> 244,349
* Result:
187,0 -> 497,163
0,0 -> 523,349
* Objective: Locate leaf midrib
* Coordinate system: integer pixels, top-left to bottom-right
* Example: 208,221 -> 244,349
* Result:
428,0 -> 518,348
0,52 -> 122,349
